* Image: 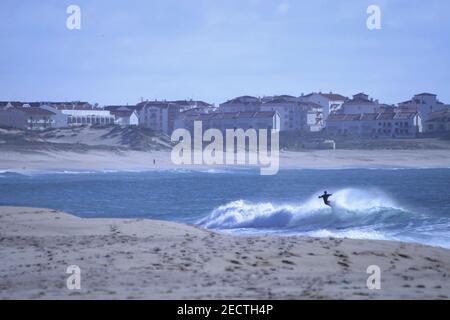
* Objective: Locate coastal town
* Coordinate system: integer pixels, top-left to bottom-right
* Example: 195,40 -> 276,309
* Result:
1,92 -> 449,142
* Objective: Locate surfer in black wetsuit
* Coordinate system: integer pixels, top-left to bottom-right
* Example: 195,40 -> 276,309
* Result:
319,191 -> 333,207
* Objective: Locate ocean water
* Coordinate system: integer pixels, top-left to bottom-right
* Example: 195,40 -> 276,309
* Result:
1,168 -> 450,248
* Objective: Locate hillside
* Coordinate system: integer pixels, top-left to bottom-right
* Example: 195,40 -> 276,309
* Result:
2,126 -> 450,153
0,126 -> 173,152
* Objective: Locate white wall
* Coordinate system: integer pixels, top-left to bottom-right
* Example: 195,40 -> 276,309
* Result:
0,109 -> 27,129
62,109 -> 115,126
40,105 -> 69,128
129,112 -> 139,126
261,102 -> 302,131
327,116 -> 420,138
342,103 -> 379,114
399,95 -> 447,129
299,94 -> 345,119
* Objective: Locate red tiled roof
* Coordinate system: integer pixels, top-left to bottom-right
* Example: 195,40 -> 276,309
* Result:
327,114 -> 361,121
393,112 -> 418,120
427,109 -> 450,121
263,98 -> 293,104
182,111 -> 276,121
221,96 -> 261,105
360,113 -> 379,121
414,93 -> 437,97
303,92 -> 347,101
110,110 -> 134,117
328,112 -> 418,122
320,93 -> 347,101
377,113 -> 395,120
16,107 -> 55,115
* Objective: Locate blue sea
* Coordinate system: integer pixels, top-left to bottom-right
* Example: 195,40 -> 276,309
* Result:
1,168 -> 450,248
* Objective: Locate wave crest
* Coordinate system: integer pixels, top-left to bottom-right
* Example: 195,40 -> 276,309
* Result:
198,188 -> 409,230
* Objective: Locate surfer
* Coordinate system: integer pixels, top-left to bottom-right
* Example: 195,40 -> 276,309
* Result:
319,191 -> 333,207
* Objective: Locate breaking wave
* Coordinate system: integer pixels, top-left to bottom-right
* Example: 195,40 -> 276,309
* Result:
198,188 -> 411,230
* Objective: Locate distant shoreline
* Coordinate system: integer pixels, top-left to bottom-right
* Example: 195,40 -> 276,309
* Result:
1,206 -> 449,299
1,148 -> 450,174
1,126 -> 450,174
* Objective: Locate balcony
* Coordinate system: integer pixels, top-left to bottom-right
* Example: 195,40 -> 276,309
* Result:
27,120 -> 53,124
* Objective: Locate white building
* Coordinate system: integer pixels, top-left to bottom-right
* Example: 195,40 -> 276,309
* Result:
0,106 -> 59,131
129,100 -> 215,134
425,109 -> 450,134
105,101 -> 212,134
338,93 -> 382,115
398,93 -> 449,129
0,101 -> 24,110
59,107 -> 115,126
17,102 -> 115,127
300,92 -> 347,119
260,97 -> 323,132
110,108 -> 139,126
174,111 -> 280,133
170,100 -> 216,113
326,112 -> 422,138
134,101 -> 179,134
219,96 -> 262,113
39,105 -> 69,127
217,95 -> 323,132
262,95 -> 298,103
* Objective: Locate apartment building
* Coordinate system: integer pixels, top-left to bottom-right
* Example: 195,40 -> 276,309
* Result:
174,111 -> 280,133
326,112 -> 421,138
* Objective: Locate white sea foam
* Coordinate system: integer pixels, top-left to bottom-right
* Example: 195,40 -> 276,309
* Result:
195,188 -> 450,247
305,228 -> 389,241
198,188 -> 405,230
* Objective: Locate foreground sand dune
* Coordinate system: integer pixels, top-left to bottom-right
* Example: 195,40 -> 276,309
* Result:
0,206 -> 449,299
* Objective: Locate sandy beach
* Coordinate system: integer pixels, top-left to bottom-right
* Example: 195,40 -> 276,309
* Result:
1,126 -> 450,172
1,206 -> 449,300
1,149 -> 450,173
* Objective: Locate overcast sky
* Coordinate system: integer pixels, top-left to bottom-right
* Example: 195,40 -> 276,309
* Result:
1,0 -> 449,105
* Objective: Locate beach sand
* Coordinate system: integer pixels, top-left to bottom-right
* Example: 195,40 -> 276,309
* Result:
1,206 -> 449,300
1,149 -> 450,173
